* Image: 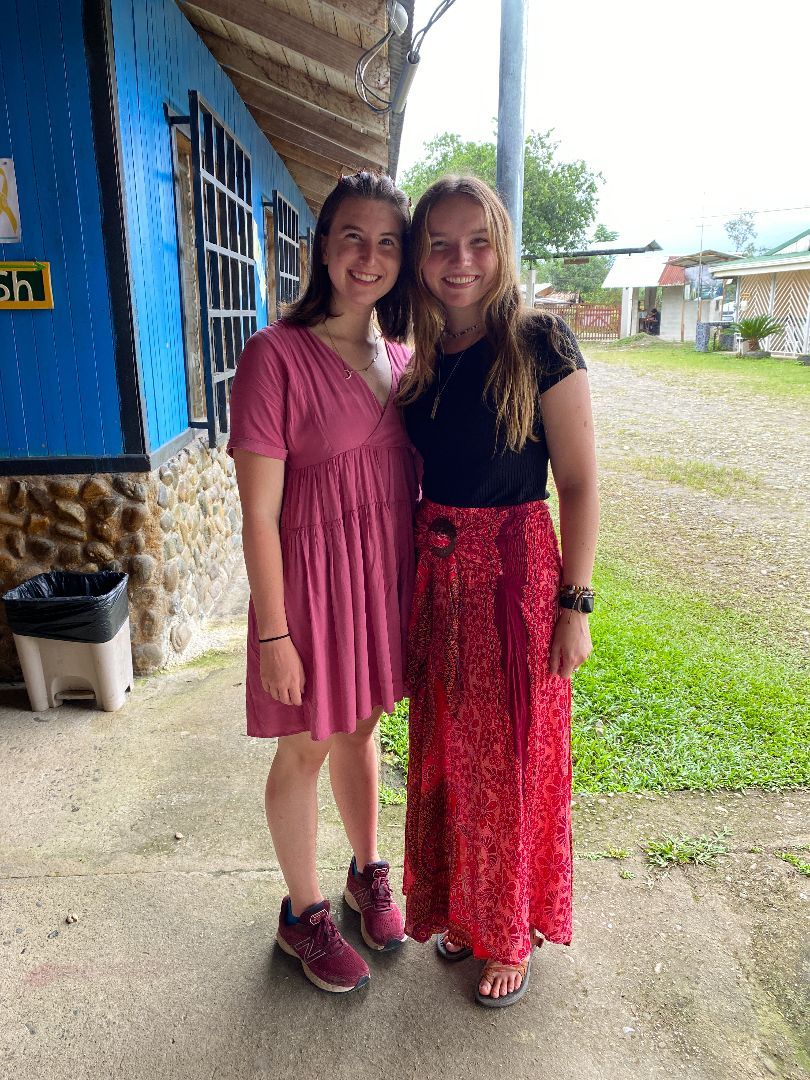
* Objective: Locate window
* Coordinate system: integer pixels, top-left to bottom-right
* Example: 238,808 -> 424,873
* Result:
272,191 -> 301,309
264,205 -> 277,323
171,128 -> 206,423
187,92 -> 257,447
299,227 -> 313,294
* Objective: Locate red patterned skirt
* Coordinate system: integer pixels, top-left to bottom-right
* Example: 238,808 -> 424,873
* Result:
403,499 -> 573,965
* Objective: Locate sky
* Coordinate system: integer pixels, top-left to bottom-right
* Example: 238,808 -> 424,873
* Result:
397,0 -> 810,255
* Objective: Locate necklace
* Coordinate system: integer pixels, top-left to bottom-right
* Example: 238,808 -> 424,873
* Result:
324,321 -> 379,379
443,321 -> 481,340
430,346 -> 470,420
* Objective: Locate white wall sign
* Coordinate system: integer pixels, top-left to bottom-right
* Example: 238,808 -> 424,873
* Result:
0,160 -> 21,243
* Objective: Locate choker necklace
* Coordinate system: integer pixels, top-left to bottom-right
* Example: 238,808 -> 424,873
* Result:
430,346 -> 471,420
443,322 -> 480,340
324,322 -> 379,379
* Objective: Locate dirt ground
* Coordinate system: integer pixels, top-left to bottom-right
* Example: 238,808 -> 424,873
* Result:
585,349 -> 810,652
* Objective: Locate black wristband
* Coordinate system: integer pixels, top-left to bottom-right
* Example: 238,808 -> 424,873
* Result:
559,585 -> 595,614
259,632 -> 290,643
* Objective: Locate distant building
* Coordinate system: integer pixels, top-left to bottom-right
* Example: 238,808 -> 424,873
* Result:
603,251 -> 734,342
711,230 -> 810,356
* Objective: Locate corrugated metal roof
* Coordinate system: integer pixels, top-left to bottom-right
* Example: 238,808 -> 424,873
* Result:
659,260 -> 686,286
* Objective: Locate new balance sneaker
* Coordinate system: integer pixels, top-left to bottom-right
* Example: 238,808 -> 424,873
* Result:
343,858 -> 407,952
275,897 -> 370,993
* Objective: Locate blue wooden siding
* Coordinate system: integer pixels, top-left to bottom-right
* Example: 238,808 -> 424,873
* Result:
0,0 -> 122,459
111,0 -> 315,455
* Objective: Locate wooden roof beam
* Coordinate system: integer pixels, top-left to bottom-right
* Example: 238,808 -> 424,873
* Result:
198,29 -> 386,137
230,71 -> 388,166
267,138 -> 351,179
255,112 -> 380,172
284,160 -> 337,202
310,0 -> 385,32
182,0 -> 377,79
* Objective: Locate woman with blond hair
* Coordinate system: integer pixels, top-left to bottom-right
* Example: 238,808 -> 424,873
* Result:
399,176 -> 599,1007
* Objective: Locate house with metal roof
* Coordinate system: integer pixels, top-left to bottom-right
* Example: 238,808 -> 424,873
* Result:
602,250 -> 733,342
711,229 -> 810,356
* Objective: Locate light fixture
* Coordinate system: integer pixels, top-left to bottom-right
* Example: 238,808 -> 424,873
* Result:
356,1 -> 458,116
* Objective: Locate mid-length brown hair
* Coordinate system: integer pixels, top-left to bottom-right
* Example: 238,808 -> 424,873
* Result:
397,175 -> 577,450
283,171 -> 411,342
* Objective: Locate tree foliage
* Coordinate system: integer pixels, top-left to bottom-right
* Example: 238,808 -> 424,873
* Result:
724,212 -> 757,256
533,225 -> 621,305
400,131 -> 601,258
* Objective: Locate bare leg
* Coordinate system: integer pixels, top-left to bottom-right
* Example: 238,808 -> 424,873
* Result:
328,709 -> 382,869
265,730 -> 332,915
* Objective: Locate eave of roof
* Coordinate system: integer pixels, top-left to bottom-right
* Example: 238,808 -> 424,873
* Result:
765,226 -> 810,256
712,250 -> 810,276
178,0 -> 394,213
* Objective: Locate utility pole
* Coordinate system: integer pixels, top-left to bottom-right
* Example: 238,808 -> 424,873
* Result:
496,0 -> 528,272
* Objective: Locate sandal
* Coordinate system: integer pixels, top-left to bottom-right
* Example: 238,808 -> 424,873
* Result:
435,931 -> 473,962
474,932 -> 543,1009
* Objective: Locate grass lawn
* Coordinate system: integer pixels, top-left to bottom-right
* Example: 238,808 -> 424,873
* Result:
588,337 -> 810,400
572,558 -> 809,792
380,339 -> 809,797
381,567 -> 809,794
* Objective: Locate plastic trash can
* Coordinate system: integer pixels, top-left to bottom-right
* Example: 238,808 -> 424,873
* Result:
3,571 -> 133,712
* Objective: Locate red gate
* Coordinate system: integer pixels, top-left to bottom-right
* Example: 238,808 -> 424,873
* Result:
539,303 -> 621,341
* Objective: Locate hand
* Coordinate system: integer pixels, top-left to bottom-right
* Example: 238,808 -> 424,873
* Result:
548,610 -> 592,679
260,637 -> 306,706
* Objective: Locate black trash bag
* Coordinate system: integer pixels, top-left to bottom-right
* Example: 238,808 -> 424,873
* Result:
2,571 -> 129,644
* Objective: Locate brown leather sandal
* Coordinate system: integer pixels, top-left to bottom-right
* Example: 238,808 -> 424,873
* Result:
474,931 -> 543,1008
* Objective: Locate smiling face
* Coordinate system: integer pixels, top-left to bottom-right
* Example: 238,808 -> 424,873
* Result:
321,197 -> 404,315
420,195 -> 498,327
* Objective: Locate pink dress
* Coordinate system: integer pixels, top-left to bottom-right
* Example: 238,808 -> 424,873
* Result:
227,321 -> 419,740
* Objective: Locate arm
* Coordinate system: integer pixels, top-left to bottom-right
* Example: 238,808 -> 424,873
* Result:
540,369 -> 600,679
233,448 -> 305,706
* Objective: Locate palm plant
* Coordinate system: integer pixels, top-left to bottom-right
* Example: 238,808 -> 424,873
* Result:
725,314 -> 783,351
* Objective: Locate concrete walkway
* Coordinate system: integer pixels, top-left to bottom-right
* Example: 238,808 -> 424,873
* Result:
1,626 -> 808,1080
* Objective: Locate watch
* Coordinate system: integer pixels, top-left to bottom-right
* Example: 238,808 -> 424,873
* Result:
559,585 -> 595,614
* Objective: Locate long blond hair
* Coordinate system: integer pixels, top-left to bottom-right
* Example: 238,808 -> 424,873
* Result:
397,175 -> 576,451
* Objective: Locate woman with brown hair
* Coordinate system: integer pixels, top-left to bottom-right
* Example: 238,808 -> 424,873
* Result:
228,172 -> 417,995
399,176 -> 599,1007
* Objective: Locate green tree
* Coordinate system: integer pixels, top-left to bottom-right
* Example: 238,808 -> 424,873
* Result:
724,212 -> 757,256
401,130 -> 601,257
533,225 -> 621,305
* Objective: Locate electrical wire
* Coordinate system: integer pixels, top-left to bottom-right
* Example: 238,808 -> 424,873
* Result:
356,0 -> 458,115
411,0 -> 457,58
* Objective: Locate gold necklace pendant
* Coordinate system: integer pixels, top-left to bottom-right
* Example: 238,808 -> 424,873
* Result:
325,321 -> 378,379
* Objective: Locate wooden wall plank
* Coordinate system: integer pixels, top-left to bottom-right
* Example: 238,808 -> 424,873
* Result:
110,0 -> 316,454
0,5 -> 48,457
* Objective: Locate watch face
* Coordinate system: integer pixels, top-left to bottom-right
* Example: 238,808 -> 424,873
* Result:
579,595 -> 595,614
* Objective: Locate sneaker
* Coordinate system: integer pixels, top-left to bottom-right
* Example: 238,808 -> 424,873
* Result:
275,897 -> 370,993
343,858 -> 407,952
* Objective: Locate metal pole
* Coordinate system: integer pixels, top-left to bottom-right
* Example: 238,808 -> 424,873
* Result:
496,0 -> 528,272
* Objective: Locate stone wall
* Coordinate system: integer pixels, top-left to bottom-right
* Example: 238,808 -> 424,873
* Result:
0,437 -> 242,678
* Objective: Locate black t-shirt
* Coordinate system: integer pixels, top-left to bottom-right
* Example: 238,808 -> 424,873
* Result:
402,319 -> 587,508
